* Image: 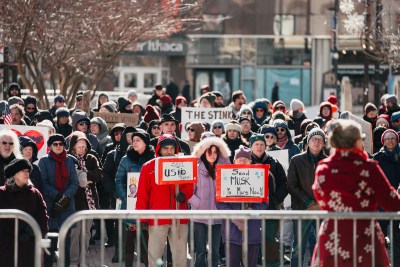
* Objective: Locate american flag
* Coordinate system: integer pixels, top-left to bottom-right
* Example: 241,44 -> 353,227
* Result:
2,103 -> 12,125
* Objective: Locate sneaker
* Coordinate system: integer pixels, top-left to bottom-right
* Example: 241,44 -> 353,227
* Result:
284,255 -> 291,264
104,238 -> 114,248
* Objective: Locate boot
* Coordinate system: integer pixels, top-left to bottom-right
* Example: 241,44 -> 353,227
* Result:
125,253 -> 135,267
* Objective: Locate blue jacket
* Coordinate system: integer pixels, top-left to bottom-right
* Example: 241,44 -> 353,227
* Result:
373,146 -> 400,188
38,153 -> 78,230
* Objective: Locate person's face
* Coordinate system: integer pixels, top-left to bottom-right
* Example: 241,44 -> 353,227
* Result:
322,106 -> 331,117
76,120 -> 89,132
377,121 -> 389,128
240,120 -> 251,134
264,133 -> 276,147
124,104 -> 133,111
11,108 -> 22,124
392,118 -> 400,129
275,106 -> 285,112
187,127 -> 196,141
234,157 -> 251,165
178,101 -> 187,108
252,140 -> 266,158
114,130 -> 122,142
133,106 -> 141,114
199,98 -> 211,108
55,101 -> 65,108
215,96 -> 224,105
9,87 -> 19,96
151,125 -> 161,137
129,184 -> 137,195
132,136 -> 146,154
0,136 -> 14,158
99,107 -> 111,113
160,121 -> 176,135
99,95 -> 109,105
234,95 -> 245,107
50,141 -> 64,155
383,133 -> 398,151
255,108 -> 265,119
276,127 -> 287,139
155,89 -> 163,97
128,95 -> 137,103
366,110 -> 377,119
205,146 -> 218,164
160,145 -> 175,157
212,125 -> 223,136
90,123 -> 101,135
241,111 -> 252,119
126,132 -> 133,145
22,146 -> 33,161
75,97 -> 83,109
308,136 -> 324,155
74,139 -> 87,156
48,129 -> 55,137
25,104 -> 36,113
58,116 -> 69,125
386,100 -> 393,108
227,129 -> 239,140
14,169 -> 30,187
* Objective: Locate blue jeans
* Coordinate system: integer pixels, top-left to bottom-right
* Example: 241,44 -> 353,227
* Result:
194,222 -> 221,267
291,220 -> 316,267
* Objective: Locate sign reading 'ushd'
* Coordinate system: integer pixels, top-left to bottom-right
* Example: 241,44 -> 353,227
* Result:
155,156 -> 197,185
216,164 -> 269,203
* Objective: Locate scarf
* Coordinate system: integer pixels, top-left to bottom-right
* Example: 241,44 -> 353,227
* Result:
50,150 -> 69,192
76,154 -> 96,210
277,135 -> 288,149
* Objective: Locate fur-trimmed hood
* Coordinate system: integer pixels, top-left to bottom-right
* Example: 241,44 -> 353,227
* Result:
192,137 -> 231,159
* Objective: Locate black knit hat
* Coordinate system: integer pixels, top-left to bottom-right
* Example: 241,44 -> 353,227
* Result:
132,129 -> 150,148
4,158 -> 32,179
19,136 -> 39,162
56,107 -> 70,118
24,95 -> 37,107
158,113 -> 178,124
47,134 -> 66,147
118,97 -> 131,112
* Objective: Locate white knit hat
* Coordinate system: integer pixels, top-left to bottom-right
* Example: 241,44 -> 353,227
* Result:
225,121 -> 241,132
290,99 -> 305,112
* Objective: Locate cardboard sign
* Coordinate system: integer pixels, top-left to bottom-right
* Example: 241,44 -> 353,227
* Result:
265,149 -> 289,174
216,164 -> 269,203
180,107 -> 232,140
93,112 -> 139,129
127,172 -> 140,210
155,156 -> 197,185
1,125 -> 48,161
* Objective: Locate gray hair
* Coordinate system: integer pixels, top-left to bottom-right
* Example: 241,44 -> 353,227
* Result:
0,130 -> 22,158
327,119 -> 362,149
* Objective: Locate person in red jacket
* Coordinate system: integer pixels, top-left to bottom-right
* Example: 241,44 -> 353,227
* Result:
312,119 -> 400,267
136,134 -> 193,267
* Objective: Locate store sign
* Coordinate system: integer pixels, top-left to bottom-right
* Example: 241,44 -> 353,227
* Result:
132,39 -> 187,56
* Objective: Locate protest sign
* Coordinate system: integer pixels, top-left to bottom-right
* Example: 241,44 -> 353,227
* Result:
265,149 -> 289,174
1,125 -> 48,161
216,164 -> 269,203
155,155 -> 197,185
180,107 -> 232,140
345,112 -> 373,154
93,112 -> 139,129
126,172 -> 140,210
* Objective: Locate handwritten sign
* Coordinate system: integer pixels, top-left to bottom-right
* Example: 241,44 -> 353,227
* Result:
1,125 -> 48,162
180,107 -> 232,140
265,149 -> 289,174
127,172 -> 140,210
155,156 -> 197,185
93,112 -> 139,129
216,164 -> 269,203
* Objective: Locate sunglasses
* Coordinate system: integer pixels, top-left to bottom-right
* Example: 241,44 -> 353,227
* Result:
188,128 -> 196,132
213,126 -> 223,129
256,109 -> 264,112
1,141 -> 14,146
52,142 -> 64,147
78,121 -> 89,126
76,98 -> 83,102
152,126 -> 160,130
276,128 -> 286,133
264,135 -> 274,139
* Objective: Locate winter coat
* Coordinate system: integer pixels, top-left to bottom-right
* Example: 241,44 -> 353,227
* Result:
115,146 -> 155,210
311,148 -> 400,267
0,153 -> 16,186
102,150 -> 118,199
289,112 -> 307,137
136,158 -> 193,226
30,164 -> 43,193
38,153 -> 78,230
56,123 -> 73,138
372,145 -> 400,188
217,202 -> 268,245
222,135 -> 249,163
0,183 -> 48,267
273,119 -> 300,160
147,93 -> 161,108
287,149 -> 327,210
188,137 -> 231,224
71,111 -> 100,155
252,100 -> 269,125
251,152 -> 288,210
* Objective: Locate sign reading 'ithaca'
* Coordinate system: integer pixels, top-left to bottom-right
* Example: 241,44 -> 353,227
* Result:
132,39 -> 186,55
216,164 -> 269,203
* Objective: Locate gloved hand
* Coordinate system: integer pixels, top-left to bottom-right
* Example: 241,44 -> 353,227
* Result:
232,219 -> 245,231
78,171 -> 88,188
50,194 -> 71,218
140,222 -> 149,231
175,192 -> 186,203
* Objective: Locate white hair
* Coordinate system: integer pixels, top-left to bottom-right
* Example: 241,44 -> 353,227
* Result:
0,130 -> 22,158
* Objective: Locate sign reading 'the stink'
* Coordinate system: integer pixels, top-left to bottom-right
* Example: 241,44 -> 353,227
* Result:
216,164 -> 269,203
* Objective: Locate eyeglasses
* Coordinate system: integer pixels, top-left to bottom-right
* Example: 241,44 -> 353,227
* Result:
213,126 -> 223,129
152,126 -> 160,130
76,98 -> 83,102
310,138 -> 324,144
264,135 -> 274,139
256,109 -> 264,112
52,142 -> 64,147
1,141 -> 14,146
78,121 -> 89,126
25,107 -> 35,111
276,128 -> 286,133
188,128 -> 196,132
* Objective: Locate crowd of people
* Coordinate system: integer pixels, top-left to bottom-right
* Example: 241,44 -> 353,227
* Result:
0,81 -> 400,267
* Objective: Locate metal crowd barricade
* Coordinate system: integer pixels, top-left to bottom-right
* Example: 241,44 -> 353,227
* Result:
0,209 -> 51,267
57,210 -> 400,267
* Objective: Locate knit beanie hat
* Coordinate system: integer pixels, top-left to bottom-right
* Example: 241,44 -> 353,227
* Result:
239,105 -> 253,117
391,111 -> 400,122
4,158 -> 32,179
24,95 -> 37,107
127,89 -> 137,99
258,125 -> 278,137
272,101 -> 286,113
225,121 -> 241,132
234,145 -> 252,161
290,99 -> 305,112
386,95 -> 398,105
8,96 -> 24,106
54,95 -> 65,103
364,102 -> 377,114
143,105 -> 160,124
381,129 -> 399,145
199,92 -> 216,106
375,115 -> 390,127
249,134 -> 266,147
200,131 -> 216,140
56,107 -> 70,118
327,95 -> 338,105
118,97 -> 131,112
175,96 -> 187,106
47,134 -> 66,147
307,128 -> 326,144
211,119 -> 225,130
188,122 -> 205,141
100,101 -> 117,113
158,134 -> 177,150
160,94 -> 172,106
271,111 -> 286,122
200,85 -> 212,95
132,129 -> 150,148
238,116 -> 251,124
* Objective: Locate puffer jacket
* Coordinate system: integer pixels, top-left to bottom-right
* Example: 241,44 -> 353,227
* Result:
71,111 -> 100,154
188,137 -> 231,224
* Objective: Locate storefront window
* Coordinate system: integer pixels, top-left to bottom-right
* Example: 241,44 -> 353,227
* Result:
144,73 -> 157,88
124,73 -> 137,88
